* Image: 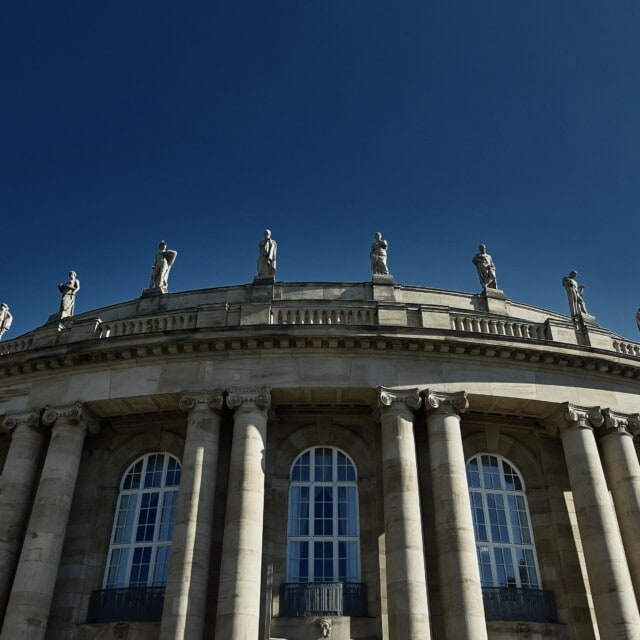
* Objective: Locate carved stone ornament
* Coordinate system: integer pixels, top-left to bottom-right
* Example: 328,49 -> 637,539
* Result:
42,401 -> 100,435
425,390 -> 469,416
600,408 -> 634,437
316,617 -> 332,638
546,402 -> 603,437
3,407 -> 42,434
629,414 -> 640,437
227,387 -> 272,412
179,389 -> 224,413
377,386 -> 422,413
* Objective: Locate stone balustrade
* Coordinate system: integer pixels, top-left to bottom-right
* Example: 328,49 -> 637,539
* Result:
0,337 -> 33,356
613,339 -> 640,357
273,304 -> 377,325
450,314 -> 548,341
97,313 -> 197,338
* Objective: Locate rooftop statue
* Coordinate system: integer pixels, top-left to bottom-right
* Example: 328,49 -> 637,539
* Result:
472,244 -> 498,290
370,232 -> 389,276
562,270 -> 588,317
636,308 -> 640,334
257,229 -> 277,278
58,271 -> 80,319
0,303 -> 12,340
148,240 -> 178,293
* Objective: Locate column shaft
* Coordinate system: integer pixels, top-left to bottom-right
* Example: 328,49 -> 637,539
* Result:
551,404 -> 640,640
215,388 -> 270,640
0,410 -> 46,624
599,411 -> 640,605
378,387 -> 431,640
160,391 -> 223,640
425,391 -> 487,640
0,403 -> 96,640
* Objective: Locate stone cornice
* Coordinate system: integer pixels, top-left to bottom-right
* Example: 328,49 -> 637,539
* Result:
227,387 -> 271,413
2,328 -> 640,385
424,390 -> 469,416
42,401 -> 100,435
179,389 -> 224,413
546,402 -> 603,437
377,386 -> 422,414
3,407 -> 42,434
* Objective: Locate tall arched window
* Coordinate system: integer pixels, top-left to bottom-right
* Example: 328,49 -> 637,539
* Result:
466,454 -> 541,589
103,453 -> 181,589
286,447 -> 360,583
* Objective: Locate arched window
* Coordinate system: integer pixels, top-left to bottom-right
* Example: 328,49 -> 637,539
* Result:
466,454 -> 541,589
103,453 -> 181,589
286,447 -> 360,583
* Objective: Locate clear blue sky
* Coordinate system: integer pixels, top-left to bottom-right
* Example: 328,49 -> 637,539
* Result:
2,2 -> 639,339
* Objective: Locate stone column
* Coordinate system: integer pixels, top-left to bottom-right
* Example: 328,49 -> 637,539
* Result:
0,402 -> 98,640
160,390 -> 223,640
377,387 -> 431,640
548,403 -> 640,638
215,388 -> 271,640
0,408 -> 46,623
425,391 -> 487,640
598,409 -> 640,604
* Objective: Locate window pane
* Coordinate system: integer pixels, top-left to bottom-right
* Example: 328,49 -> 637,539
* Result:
113,494 -> 138,544
158,490 -> 178,541
105,548 -> 129,588
481,455 -> 502,489
153,545 -> 172,586
314,448 -> 333,482
144,454 -> 164,488
123,460 -> 143,490
130,546 -> 152,586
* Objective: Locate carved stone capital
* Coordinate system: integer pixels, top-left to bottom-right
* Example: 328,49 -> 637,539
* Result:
377,386 -> 422,415
227,387 -> 271,413
42,401 -> 100,435
546,402 -> 603,437
3,407 -> 42,434
424,390 -> 469,417
598,408 -> 635,437
179,389 -> 224,413
629,414 -> 640,437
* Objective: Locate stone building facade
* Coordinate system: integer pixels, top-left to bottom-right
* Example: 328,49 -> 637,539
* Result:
0,280 -> 639,640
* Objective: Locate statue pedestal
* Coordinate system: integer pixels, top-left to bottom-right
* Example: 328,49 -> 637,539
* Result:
141,286 -> 167,298
372,274 -> 395,285
480,288 -> 509,315
372,275 -> 396,302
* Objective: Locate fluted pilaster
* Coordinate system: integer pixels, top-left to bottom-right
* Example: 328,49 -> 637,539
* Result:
425,390 -> 487,640
377,386 -> 431,640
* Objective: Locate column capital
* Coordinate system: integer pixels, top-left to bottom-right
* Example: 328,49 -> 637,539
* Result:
179,389 -> 224,413
377,386 -> 422,414
546,402 -> 603,437
424,390 -> 469,416
597,408 -> 639,438
42,401 -> 99,434
3,407 -> 42,434
227,387 -> 271,413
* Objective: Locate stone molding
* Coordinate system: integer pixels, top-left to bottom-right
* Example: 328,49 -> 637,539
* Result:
424,390 -> 469,416
546,402 -> 604,437
179,389 -> 224,413
2,330 -> 640,383
2,407 -> 42,434
42,401 -> 100,435
227,387 -> 271,413
377,386 -> 422,415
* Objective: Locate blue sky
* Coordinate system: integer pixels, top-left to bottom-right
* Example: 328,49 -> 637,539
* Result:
2,2 -> 639,339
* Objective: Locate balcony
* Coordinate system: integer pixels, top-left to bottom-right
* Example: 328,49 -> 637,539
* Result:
87,587 -> 165,623
482,587 -> 558,623
280,582 -> 368,617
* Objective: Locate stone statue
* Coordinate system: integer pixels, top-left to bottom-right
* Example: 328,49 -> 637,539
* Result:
0,303 -> 12,340
370,232 -> 389,276
58,271 -> 80,319
562,270 -> 588,317
472,244 -> 498,290
257,229 -> 277,278
316,617 -> 332,637
636,308 -> 640,334
148,240 -> 178,293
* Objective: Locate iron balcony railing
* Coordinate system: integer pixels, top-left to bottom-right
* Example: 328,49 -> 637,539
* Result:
482,587 -> 558,623
280,582 -> 368,617
87,587 -> 165,623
